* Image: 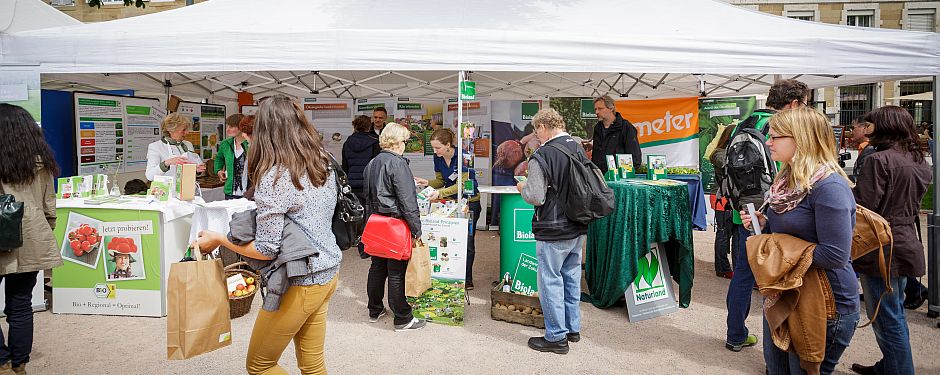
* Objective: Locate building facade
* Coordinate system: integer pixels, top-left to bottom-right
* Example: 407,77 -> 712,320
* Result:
727,0 -> 938,126
45,0 -> 206,23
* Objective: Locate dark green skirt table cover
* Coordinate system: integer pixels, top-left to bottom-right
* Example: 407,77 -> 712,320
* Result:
583,180 -> 694,308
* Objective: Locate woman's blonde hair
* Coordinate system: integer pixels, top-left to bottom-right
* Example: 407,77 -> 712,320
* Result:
532,108 -> 565,130
769,107 -> 851,191
161,112 -> 192,137
379,122 -> 410,150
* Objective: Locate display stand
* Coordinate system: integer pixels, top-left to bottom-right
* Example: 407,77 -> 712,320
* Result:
410,215 -> 469,326
496,193 -> 538,295
51,197 -> 195,317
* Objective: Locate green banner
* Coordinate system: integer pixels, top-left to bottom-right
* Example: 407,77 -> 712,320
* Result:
357,103 -> 385,112
499,194 -> 538,295
580,98 -> 597,119
78,98 -> 118,107
79,117 -> 123,122
398,103 -> 422,110
460,81 -> 476,100
698,96 -> 757,193
521,102 -> 540,120
52,208 -> 164,317
125,106 -> 151,115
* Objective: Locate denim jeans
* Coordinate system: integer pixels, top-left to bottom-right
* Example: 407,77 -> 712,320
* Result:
0,272 -> 39,368
763,310 -> 860,375
726,225 -> 754,345
714,210 -> 736,274
860,275 -> 914,375
536,236 -> 583,342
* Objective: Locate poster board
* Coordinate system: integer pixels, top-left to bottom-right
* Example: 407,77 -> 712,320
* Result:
697,96 -> 757,193
0,65 -> 42,123
444,98 -> 492,186
625,243 -> 679,322
176,101 -> 226,162
616,97 -> 701,168
52,208 -> 164,317
74,92 -> 165,175
409,216 -> 469,326
302,98 -> 355,158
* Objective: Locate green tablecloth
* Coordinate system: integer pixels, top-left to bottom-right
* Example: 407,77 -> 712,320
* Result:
583,180 -> 695,308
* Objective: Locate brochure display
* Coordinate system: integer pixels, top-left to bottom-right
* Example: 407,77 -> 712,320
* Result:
51,198 -> 194,317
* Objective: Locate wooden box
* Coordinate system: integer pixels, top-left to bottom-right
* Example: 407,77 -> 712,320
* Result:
490,288 -> 544,328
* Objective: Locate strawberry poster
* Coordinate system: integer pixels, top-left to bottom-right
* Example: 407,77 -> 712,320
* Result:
53,209 -> 163,317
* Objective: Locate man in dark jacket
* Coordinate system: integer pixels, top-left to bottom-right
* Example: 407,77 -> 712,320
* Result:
591,95 -> 642,170
517,108 -> 587,355
343,115 -> 381,258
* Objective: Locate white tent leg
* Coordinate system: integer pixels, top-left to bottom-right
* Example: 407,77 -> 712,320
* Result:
929,75 -> 940,319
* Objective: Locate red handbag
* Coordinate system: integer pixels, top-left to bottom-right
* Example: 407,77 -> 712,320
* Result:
361,214 -> 413,260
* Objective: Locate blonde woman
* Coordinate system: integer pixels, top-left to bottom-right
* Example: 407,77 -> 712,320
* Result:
741,107 -> 859,375
145,112 -> 206,181
362,122 -> 426,331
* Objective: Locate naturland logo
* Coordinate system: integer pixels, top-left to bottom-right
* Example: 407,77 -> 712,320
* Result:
632,251 -> 669,305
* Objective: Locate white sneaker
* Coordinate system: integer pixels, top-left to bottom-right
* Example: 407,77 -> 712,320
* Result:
394,318 -> 427,332
369,310 -> 387,323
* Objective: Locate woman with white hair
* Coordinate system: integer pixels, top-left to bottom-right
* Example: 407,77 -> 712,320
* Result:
362,122 -> 426,332
145,112 -> 206,181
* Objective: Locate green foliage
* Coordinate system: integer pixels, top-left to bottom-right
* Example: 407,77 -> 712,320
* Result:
88,0 -> 146,8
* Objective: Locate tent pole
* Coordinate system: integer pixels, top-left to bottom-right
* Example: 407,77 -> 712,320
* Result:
457,70 -> 464,200
929,75 -> 940,318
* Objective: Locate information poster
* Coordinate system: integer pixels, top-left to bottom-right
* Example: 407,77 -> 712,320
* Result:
123,97 -> 163,172
75,94 -> 126,175
52,208 -> 163,317
395,98 -> 443,155
176,102 -> 226,162
444,98 -> 492,186
199,105 -> 225,161
697,96 -> 757,192
625,243 -> 679,322
303,98 -> 354,158
409,216 -> 469,326
0,66 -> 41,123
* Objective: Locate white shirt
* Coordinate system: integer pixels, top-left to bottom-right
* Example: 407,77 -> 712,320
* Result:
145,139 -> 198,181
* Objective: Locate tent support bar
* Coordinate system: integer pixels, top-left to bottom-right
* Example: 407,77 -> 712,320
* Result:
929,75 -> 940,318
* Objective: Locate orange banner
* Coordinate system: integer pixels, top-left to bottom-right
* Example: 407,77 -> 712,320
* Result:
615,97 -> 699,146
304,103 -> 348,111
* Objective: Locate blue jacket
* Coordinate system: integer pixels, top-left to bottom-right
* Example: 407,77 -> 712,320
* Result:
342,132 -> 380,194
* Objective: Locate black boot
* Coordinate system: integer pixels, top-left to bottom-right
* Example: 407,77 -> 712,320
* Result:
851,363 -> 877,375
527,336 -> 569,354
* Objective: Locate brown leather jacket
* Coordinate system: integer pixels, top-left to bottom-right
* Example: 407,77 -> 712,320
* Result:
853,146 -> 932,277
748,233 -> 836,375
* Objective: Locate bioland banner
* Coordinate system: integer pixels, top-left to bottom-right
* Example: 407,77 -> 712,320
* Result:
616,97 -> 700,167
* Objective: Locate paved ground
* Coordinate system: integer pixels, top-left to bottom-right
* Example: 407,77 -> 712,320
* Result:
20,225 -> 940,374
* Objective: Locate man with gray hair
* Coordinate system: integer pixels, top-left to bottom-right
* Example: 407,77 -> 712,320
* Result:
591,95 -> 642,170
516,108 -> 587,354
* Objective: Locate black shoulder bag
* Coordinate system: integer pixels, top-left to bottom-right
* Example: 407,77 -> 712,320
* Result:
326,153 -> 364,250
0,185 -> 25,251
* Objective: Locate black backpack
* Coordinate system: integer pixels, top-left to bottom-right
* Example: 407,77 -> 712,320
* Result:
537,142 -> 615,224
327,154 -> 364,250
719,110 -> 776,211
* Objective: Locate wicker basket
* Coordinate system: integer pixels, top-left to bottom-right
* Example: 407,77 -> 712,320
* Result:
224,261 -> 260,319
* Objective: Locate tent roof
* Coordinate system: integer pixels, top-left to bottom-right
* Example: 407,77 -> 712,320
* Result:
3,0 -> 938,101
3,0 -> 938,75
0,0 -> 80,35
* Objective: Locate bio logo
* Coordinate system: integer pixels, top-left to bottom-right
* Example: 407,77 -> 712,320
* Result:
632,250 -> 669,305
94,283 -> 109,298
513,208 -> 535,242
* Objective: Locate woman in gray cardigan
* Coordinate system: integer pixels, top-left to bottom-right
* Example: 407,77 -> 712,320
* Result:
196,95 -> 340,375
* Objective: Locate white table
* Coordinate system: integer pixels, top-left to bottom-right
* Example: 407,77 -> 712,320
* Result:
477,185 -> 524,230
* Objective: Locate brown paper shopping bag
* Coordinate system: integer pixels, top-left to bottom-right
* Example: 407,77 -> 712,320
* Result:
167,256 -> 232,360
405,241 -> 432,297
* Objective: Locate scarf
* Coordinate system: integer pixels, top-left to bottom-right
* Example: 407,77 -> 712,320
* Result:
766,164 -> 833,214
162,136 -> 193,153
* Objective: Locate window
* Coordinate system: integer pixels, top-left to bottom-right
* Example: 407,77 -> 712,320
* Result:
908,9 -> 936,32
787,10 -> 815,22
51,0 -> 75,5
839,84 -> 875,126
899,81 -> 934,126
847,14 -> 873,27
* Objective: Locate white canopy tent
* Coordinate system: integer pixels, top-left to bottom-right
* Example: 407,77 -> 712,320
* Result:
1,0 -> 938,101
0,0 -> 79,35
